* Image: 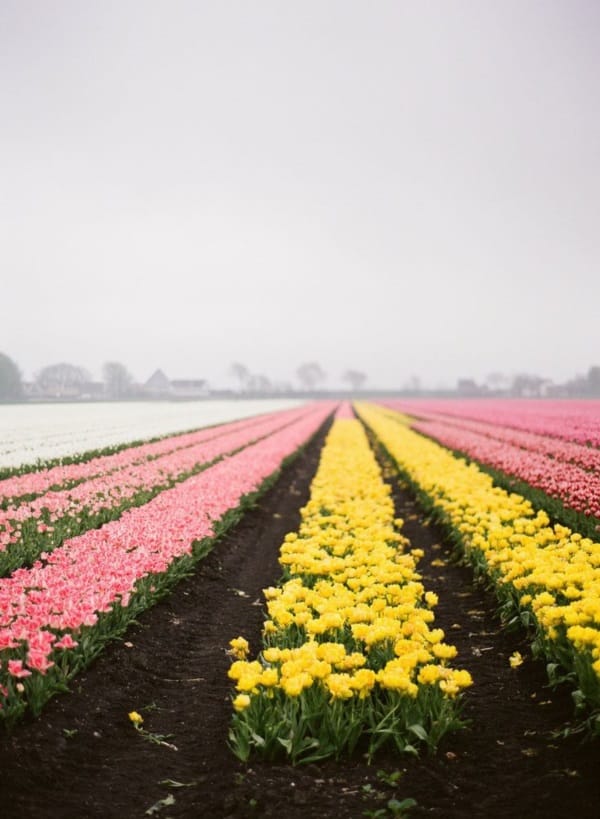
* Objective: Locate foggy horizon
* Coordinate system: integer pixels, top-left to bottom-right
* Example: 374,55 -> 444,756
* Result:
2,1 -> 599,391
4,355 -> 600,394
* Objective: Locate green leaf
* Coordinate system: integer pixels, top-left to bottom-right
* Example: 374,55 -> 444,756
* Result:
388,797 -> 417,814
408,723 -> 428,741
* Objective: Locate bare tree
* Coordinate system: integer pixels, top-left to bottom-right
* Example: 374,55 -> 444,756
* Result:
36,363 -> 90,397
296,362 -> 326,391
102,361 -> 133,399
404,375 -> 421,393
342,369 -> 367,391
230,362 -> 250,392
247,373 -> 272,394
511,373 -> 545,397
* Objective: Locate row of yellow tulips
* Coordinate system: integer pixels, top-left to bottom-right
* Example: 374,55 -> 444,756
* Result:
227,412 -> 471,763
357,402 -> 600,721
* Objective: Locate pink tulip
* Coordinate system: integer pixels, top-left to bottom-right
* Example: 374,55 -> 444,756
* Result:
7,660 -> 31,678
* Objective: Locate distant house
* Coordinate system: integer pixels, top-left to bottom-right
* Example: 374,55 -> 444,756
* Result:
22,381 -> 43,399
143,370 -> 209,399
144,369 -> 172,397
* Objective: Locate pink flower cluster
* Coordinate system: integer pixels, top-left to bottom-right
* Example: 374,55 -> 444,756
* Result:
385,399 -> 600,448
334,402 -> 354,419
0,406 -> 313,555
410,418 -> 600,518
0,407 -> 305,504
395,408 -> 600,474
0,403 -> 334,682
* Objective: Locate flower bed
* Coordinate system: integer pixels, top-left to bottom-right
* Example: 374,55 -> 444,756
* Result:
228,405 -> 471,763
0,406 -> 314,576
358,402 -> 600,727
0,406 -> 307,505
0,403 -> 334,724
384,399 -> 600,448
410,417 -> 600,519
393,405 -> 600,474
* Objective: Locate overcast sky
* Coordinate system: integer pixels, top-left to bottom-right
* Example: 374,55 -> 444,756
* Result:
2,1 -> 598,390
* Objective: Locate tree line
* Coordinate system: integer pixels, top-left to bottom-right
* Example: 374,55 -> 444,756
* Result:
230,362 -> 367,393
3,349 -> 600,402
0,355 -> 134,401
0,353 -> 369,401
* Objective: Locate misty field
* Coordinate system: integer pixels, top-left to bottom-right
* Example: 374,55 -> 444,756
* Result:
1,399 -> 600,819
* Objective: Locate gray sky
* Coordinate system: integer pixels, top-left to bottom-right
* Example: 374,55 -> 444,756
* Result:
2,1 -> 599,390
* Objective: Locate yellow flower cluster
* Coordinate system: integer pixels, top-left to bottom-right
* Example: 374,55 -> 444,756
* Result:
356,402 -> 600,703
228,636 -> 250,660
228,418 -> 471,712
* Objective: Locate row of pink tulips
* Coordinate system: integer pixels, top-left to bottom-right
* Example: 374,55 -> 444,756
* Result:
334,400 -> 355,419
386,399 -> 600,448
0,403 -> 335,718
395,407 -> 600,474
409,418 -> 600,519
0,406 -> 314,559
0,406 -> 307,505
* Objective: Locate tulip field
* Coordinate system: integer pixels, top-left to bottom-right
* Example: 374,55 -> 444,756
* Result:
0,402 -> 334,724
228,405 -> 471,765
359,402 -> 600,722
1,398 -> 600,818
382,399 -> 600,530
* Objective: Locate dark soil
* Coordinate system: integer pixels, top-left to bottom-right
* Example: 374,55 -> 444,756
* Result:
1,423 -> 600,818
